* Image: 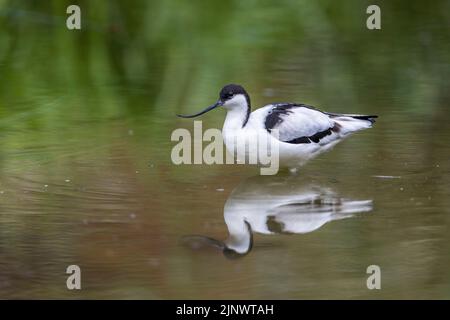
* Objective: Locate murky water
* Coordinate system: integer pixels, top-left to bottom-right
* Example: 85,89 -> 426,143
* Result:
0,2 -> 449,299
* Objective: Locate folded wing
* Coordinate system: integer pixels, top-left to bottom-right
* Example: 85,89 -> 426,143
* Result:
264,103 -> 336,144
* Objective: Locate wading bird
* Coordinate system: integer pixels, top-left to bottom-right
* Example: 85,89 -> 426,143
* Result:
178,84 -> 377,171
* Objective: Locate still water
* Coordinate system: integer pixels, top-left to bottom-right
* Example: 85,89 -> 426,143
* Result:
0,1 -> 449,299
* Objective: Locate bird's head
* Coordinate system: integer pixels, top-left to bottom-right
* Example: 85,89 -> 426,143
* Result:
177,84 -> 250,119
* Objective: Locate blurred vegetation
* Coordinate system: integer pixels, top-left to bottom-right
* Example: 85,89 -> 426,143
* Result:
1,0 -> 449,115
0,0 -> 449,170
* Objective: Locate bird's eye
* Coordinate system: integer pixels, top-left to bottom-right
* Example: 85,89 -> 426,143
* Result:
226,92 -> 234,99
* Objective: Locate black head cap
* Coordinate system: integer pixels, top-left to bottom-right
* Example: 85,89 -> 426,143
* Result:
219,84 -> 249,102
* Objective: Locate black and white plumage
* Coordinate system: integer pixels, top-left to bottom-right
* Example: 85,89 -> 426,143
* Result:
263,103 -> 377,144
181,175 -> 373,258
178,84 -> 378,169
265,103 -> 338,143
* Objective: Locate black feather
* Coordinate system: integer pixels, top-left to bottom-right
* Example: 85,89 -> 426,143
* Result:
264,103 -> 318,132
325,112 -> 378,124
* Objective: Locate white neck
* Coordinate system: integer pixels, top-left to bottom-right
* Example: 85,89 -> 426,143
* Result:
224,220 -> 252,254
223,107 -> 249,133
221,94 -> 250,133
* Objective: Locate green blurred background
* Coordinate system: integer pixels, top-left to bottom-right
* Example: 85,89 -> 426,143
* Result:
0,0 -> 449,299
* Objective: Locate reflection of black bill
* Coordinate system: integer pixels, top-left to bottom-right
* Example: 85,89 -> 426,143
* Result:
180,235 -> 225,250
180,221 -> 253,260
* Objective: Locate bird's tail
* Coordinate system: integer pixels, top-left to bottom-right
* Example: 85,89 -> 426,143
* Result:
347,114 -> 378,124
326,113 -> 378,134
326,112 -> 378,123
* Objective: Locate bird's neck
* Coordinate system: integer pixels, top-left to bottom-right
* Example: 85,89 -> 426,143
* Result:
224,220 -> 253,254
223,106 -> 250,133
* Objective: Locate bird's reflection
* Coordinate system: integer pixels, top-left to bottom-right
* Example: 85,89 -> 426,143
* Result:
182,175 -> 372,259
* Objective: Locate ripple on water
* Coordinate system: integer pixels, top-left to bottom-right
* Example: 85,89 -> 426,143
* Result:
0,174 -> 140,225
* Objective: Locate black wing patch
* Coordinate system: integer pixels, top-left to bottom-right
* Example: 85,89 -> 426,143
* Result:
286,127 -> 335,144
264,103 -> 318,132
265,103 -> 335,144
265,103 -> 296,131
